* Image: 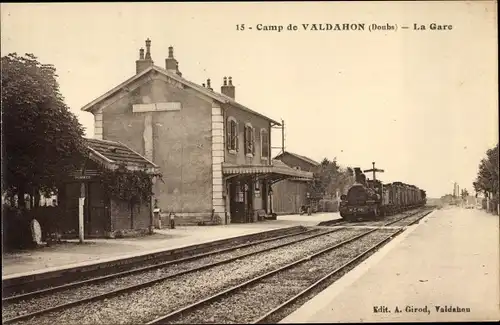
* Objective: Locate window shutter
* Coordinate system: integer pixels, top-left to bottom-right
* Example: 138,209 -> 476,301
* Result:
226,119 -> 232,150
262,131 -> 268,158
251,128 -> 255,155
243,125 -> 248,154
235,122 -> 239,152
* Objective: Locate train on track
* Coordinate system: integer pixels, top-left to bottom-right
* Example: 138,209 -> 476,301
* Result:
339,163 -> 427,221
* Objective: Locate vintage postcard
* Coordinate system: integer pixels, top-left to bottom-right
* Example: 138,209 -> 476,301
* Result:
1,1 -> 498,324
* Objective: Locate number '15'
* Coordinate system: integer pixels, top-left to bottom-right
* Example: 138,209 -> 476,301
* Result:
236,24 -> 245,31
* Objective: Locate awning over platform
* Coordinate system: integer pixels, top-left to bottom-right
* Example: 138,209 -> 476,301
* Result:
223,160 -> 314,184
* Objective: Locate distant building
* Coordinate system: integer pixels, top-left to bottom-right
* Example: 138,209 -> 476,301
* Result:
272,152 -> 320,214
80,39 -> 312,225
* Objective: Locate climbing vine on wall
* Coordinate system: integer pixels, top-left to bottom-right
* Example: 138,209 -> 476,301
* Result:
98,164 -> 162,203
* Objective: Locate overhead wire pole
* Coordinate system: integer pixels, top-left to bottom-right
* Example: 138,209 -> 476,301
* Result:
363,161 -> 384,181
271,119 -> 285,156
269,119 -> 285,217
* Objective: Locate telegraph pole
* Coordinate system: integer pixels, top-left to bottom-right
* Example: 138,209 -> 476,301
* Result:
364,162 -> 384,181
271,119 -> 285,156
281,119 -> 285,154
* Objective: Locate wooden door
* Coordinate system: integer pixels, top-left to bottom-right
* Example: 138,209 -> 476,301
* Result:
229,181 -> 245,223
245,182 -> 254,222
88,182 -> 108,237
261,180 -> 268,213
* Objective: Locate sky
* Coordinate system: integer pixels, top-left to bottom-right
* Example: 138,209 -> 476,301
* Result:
1,1 -> 498,198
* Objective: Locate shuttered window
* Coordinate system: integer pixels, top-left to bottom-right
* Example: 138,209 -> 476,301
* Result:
261,129 -> 269,158
244,124 -> 255,156
226,118 -> 239,151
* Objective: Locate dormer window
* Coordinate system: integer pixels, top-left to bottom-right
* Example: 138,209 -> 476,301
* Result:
226,117 -> 239,153
244,123 -> 255,157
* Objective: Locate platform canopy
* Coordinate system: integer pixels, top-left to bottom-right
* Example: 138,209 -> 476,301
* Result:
223,160 -> 313,184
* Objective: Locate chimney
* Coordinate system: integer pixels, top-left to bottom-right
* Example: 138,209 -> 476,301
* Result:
176,62 -> 182,77
136,38 -> 154,74
165,46 -> 181,75
206,78 -> 213,91
221,76 -> 235,99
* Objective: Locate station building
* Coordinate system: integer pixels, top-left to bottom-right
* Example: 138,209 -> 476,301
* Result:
80,39 -> 313,226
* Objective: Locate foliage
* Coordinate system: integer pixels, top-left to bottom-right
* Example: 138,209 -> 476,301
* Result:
473,143 -> 499,198
98,164 -> 162,203
308,158 -> 354,199
460,188 -> 469,200
1,53 -> 87,201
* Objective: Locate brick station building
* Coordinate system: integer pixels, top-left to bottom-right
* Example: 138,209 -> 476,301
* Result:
80,39 -> 313,225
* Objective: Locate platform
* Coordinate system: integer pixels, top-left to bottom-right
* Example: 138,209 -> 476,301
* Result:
1,212 -> 339,280
281,207 -> 500,323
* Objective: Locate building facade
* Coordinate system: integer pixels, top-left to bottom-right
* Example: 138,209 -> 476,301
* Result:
81,39 -> 313,225
272,152 -> 320,214
59,138 -> 159,238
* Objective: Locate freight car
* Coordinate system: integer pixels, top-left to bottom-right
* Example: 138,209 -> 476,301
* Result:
339,163 -> 426,221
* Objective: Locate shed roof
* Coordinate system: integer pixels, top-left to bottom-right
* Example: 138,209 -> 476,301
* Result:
85,138 -> 159,174
274,151 -> 321,167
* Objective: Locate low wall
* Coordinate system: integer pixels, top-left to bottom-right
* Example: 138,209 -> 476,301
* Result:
159,211 -> 222,226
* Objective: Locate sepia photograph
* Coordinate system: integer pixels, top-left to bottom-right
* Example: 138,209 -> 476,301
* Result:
1,1 -> 498,324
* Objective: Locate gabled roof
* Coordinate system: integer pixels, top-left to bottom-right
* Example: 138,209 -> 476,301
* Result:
85,138 -> 159,174
274,151 -> 320,167
80,65 -> 281,126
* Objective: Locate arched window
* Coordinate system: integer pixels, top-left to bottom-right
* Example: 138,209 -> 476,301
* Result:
226,117 -> 239,152
244,123 -> 255,156
260,128 -> 269,159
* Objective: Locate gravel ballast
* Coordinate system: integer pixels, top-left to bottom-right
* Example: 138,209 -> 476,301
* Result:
2,228 -> 324,320
3,227 -> 308,298
6,228 -> 369,325
168,229 -> 397,324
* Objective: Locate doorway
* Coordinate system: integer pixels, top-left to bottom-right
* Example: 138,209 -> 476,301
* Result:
229,181 -> 245,223
261,180 -> 268,214
229,179 -> 254,223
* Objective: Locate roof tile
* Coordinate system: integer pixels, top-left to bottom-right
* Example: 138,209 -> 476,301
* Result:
85,138 -> 157,169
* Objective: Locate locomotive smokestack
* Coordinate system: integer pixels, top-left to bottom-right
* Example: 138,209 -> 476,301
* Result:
354,168 -> 362,181
353,168 -> 366,185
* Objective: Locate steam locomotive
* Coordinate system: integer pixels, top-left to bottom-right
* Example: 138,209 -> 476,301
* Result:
339,164 -> 427,221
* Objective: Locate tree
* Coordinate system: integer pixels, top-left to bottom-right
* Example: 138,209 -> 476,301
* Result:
473,144 -> 499,198
1,53 -> 87,208
308,158 -> 354,199
461,188 -> 469,200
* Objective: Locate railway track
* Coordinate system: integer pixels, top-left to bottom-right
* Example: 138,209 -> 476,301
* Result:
2,226 -> 345,324
145,208 -> 433,324
2,226 -> 310,302
318,207 -> 430,227
2,226 -> 306,297
3,208 -> 433,325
